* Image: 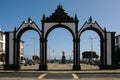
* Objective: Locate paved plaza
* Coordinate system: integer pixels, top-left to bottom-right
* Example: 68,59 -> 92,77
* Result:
0,70 -> 120,80
20,63 -> 99,70
0,64 -> 120,80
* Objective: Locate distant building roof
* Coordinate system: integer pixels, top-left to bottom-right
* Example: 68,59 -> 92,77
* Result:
0,31 -> 4,34
115,35 -> 120,38
20,40 -> 24,43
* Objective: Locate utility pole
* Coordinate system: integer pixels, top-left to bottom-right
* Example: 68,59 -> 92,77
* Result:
88,36 -> 97,62
33,37 -> 36,62
25,44 -> 29,63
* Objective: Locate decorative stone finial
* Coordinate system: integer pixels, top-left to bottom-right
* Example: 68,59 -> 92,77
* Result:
75,13 -> 78,20
88,16 -> 92,23
42,14 -> 46,20
58,4 -> 62,8
28,17 -> 32,23
104,27 -> 106,31
14,27 -> 17,31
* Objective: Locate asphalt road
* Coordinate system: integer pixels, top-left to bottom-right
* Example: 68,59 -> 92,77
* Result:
0,72 -> 120,80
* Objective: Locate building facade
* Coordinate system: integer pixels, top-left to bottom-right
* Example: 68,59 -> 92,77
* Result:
115,35 -> 120,46
0,30 -> 5,65
0,29 -> 24,65
20,40 -> 24,61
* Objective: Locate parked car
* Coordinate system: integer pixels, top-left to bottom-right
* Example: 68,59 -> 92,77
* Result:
20,60 -> 26,64
24,59 -> 35,66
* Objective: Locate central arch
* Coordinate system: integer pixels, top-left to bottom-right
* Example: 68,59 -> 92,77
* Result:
46,26 -> 73,70
40,22 -> 79,70
39,5 -> 80,70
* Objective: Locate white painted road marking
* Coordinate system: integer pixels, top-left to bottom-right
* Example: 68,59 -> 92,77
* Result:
72,73 -> 78,79
38,73 -> 47,79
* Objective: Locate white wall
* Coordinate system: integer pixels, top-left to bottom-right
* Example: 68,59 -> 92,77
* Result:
20,41 -> 24,57
3,34 -> 5,52
44,22 -> 76,38
106,32 -> 112,65
9,33 -> 14,64
0,33 -> 5,53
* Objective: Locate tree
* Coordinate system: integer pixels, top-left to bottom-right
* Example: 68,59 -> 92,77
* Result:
82,51 -> 99,61
32,55 -> 39,60
94,54 -> 99,59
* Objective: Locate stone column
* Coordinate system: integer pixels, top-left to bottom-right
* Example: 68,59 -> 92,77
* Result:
99,39 -> 106,69
16,39 -> 20,69
73,39 -> 81,70
39,38 -> 47,70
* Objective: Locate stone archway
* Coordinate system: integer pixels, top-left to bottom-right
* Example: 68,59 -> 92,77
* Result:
16,18 -> 41,70
4,18 -> 41,70
78,17 -> 115,69
39,5 -> 80,70
4,5 -> 116,70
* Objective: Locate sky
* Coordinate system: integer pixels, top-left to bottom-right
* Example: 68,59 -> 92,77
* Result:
0,0 -> 120,60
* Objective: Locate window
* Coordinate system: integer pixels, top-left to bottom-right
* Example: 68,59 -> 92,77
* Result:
0,33 -> 3,41
116,37 -> 119,44
0,42 -> 3,52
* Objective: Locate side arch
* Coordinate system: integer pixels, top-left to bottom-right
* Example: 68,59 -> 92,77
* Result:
78,20 -> 107,69
78,21 -> 105,39
79,25 -> 104,39
14,18 -> 42,69
16,19 -> 42,39
16,26 -> 41,40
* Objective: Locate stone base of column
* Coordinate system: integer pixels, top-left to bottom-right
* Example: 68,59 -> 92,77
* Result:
39,64 -> 47,70
73,65 -> 81,70
99,65 -> 117,70
4,64 -> 20,70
